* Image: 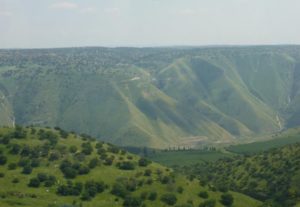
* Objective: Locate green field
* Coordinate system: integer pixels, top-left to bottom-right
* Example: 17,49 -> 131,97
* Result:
148,150 -> 233,166
227,127 -> 300,154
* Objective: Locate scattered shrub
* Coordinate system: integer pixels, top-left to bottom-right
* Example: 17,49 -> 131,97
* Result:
111,183 -> 129,198
148,192 -> 157,201
177,186 -> 184,194
88,158 -> 99,169
144,169 -> 152,176
8,163 -> 17,170
220,193 -> 234,206
0,155 -> 7,165
44,175 -> 57,187
198,191 -> 209,199
9,144 -> 21,154
138,157 -> 151,167
22,165 -> 33,174
81,142 -> 93,155
160,193 -> 177,206
199,199 -> 216,207
37,173 -> 48,182
12,178 -> 19,183
31,158 -> 40,168
28,178 -> 40,187
117,161 -> 135,170
123,196 -> 142,207
69,145 -> 78,153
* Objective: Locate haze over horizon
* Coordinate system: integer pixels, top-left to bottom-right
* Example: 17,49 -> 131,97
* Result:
0,0 -> 300,48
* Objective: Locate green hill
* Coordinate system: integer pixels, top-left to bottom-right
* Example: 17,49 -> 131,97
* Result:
0,126 -> 261,207
1,46 -> 300,147
178,142 -> 300,206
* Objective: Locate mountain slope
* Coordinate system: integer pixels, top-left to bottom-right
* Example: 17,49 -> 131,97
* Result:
0,126 -> 261,207
1,46 -> 300,147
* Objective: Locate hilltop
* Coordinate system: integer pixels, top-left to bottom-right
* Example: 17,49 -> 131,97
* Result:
0,126 -> 261,207
1,46 -> 300,147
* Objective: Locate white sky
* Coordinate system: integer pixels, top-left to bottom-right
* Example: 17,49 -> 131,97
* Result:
0,0 -> 300,48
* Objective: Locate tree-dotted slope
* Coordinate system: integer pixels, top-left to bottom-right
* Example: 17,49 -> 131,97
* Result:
0,126 -> 261,207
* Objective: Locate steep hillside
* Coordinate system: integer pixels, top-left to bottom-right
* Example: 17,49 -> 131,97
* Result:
0,126 -> 260,207
1,46 -> 300,147
177,143 -> 300,206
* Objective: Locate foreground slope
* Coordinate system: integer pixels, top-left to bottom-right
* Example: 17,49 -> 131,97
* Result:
0,126 -> 260,207
178,143 -> 300,206
1,46 -> 300,147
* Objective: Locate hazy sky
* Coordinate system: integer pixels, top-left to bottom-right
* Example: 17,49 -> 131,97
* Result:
0,0 -> 300,48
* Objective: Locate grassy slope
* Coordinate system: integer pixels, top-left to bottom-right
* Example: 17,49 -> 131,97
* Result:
0,126 -> 260,207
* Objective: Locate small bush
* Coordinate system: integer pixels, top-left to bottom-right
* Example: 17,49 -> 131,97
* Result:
8,163 -> 17,170
140,191 -> 148,200
9,144 -> 21,154
198,191 -> 209,199
144,169 -> 152,176
37,173 -> 48,182
161,193 -> 177,206
177,186 -> 184,194
117,161 -> 135,170
18,158 -> 30,167
220,193 -> 234,206
123,196 -> 142,207
111,183 -> 129,198
0,155 -> 7,165
44,175 -> 57,187
69,145 -> 78,153
88,158 -> 99,169
12,178 -> 19,183
31,158 -> 40,168
81,142 -> 93,155
22,165 -> 33,174
148,191 -> 157,201
199,199 -> 216,207
28,178 -> 40,187
138,157 -> 151,167
62,167 -> 77,179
